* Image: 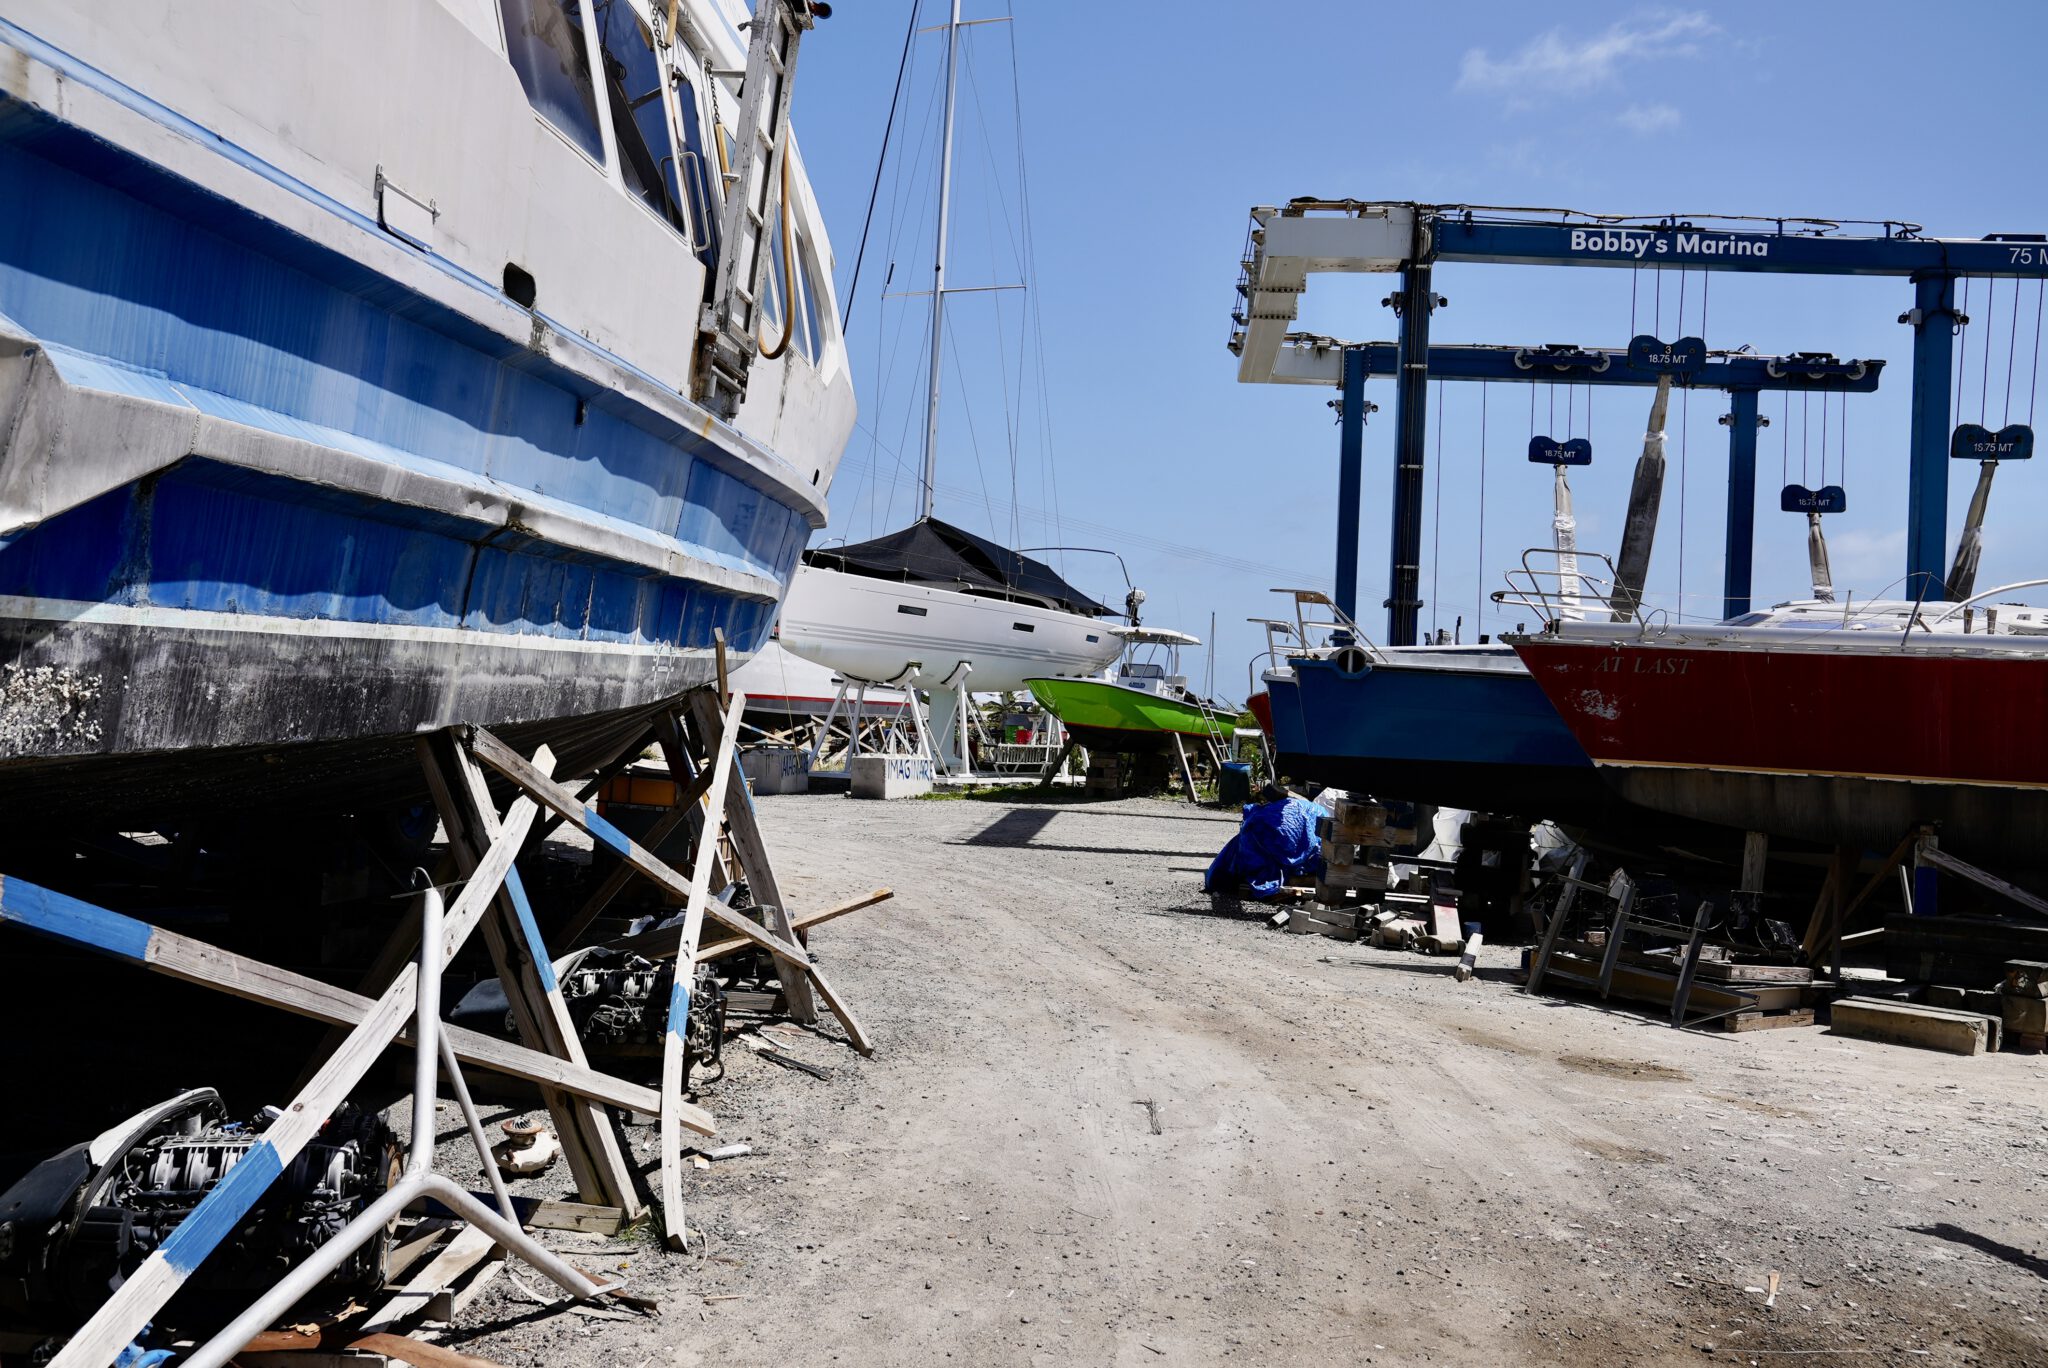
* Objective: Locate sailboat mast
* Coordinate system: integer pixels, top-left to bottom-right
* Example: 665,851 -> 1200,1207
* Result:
919,0 -> 962,521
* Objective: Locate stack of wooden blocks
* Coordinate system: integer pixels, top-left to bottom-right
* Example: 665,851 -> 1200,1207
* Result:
1314,797 -> 1412,907
1085,752 -> 1123,797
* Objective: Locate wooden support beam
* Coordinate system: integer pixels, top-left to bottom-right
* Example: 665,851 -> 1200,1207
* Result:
535,727 -> 658,845
1739,830 -> 1769,893
604,887 -> 894,963
0,885 -> 704,1128
685,690 -> 816,1023
469,724 -> 873,1055
1170,733 -> 1199,803
423,733 -> 642,1216
662,688 -> 746,1251
556,742 -> 722,949
1918,843 -> 2048,922
36,791 -> 541,1368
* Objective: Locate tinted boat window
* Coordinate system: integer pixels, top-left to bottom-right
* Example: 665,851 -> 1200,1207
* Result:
797,230 -> 827,362
671,71 -> 719,266
593,0 -> 688,235
500,0 -> 605,161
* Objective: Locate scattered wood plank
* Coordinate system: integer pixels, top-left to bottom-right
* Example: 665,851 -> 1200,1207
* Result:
1717,1008 -> 1816,1034
426,734 -> 641,1215
360,1225 -> 499,1336
1831,996 -> 1998,1055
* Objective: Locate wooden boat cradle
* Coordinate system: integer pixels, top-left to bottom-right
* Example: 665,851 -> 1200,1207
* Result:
0,681 -> 876,1364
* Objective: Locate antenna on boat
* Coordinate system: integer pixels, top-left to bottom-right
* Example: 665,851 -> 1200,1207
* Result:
918,0 -> 962,522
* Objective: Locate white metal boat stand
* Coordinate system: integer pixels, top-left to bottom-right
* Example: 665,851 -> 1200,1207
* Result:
808,662 -> 947,776
181,879 -> 611,1368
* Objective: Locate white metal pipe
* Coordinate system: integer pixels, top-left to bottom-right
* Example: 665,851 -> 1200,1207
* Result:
407,882 -> 444,1178
182,883 -> 607,1368
438,1029 -> 517,1225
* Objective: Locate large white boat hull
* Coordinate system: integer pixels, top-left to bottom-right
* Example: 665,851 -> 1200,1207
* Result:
777,564 -> 1123,693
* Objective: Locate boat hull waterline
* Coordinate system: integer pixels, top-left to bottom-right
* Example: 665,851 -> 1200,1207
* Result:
1513,638 -> 2048,858
778,564 -> 1124,694
1025,676 -> 1229,755
0,5 -> 854,821
1275,653 -> 1608,818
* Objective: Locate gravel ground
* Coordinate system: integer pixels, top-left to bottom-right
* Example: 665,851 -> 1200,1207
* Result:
444,790 -> 2048,1368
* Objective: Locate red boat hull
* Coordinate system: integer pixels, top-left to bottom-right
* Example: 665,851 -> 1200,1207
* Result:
1513,639 -> 2048,858
1246,691 -> 1274,738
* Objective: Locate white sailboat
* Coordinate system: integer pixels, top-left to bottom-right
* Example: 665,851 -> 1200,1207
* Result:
778,0 -> 1125,774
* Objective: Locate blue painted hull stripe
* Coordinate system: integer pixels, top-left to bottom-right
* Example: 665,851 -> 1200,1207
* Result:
501,868 -> 558,995
585,809 -> 635,859
158,1139 -> 284,1275
0,876 -> 154,960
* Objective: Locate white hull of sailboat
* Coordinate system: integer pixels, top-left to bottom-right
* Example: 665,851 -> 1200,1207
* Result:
727,639 -> 908,720
777,564 -> 1124,693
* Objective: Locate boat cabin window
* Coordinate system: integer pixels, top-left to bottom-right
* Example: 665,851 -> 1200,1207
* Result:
592,0 -> 689,236
670,71 -> 720,265
796,230 -> 828,363
499,0 -> 606,162
1120,662 -> 1166,680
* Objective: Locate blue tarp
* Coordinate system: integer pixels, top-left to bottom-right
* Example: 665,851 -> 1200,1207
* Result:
1204,794 -> 1326,900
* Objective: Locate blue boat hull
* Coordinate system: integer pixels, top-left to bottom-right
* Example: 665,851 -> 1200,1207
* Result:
0,27 -> 822,821
1277,655 -> 1608,819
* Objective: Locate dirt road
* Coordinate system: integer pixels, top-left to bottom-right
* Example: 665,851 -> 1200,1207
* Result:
463,792 -> 2048,1367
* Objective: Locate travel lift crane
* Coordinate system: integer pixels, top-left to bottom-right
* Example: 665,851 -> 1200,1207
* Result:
1231,202 -> 2047,644
1253,338 -> 1881,625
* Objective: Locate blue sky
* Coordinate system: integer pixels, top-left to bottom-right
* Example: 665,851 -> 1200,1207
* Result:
791,2 -> 2048,700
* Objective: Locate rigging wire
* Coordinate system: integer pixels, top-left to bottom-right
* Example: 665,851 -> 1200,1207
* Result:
1678,384 -> 1688,617
1476,381 -> 1488,634
957,29 -> 1024,547
1431,378 -> 1445,641
1981,276 -> 1997,423
1781,389 -> 1791,487
2032,278 -> 2046,427
1002,0 -> 1066,568
1954,276 -> 1973,422
838,0 -> 920,329
2005,271 -> 2024,426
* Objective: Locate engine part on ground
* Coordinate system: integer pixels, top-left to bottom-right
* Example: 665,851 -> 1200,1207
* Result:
490,1119 -> 560,1177
447,948 -> 728,1087
684,964 -> 727,1086
0,1089 -> 398,1326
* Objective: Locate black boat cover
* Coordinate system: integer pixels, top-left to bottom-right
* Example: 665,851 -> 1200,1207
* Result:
805,518 -> 1113,617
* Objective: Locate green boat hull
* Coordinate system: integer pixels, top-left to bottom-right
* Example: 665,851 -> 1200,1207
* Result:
1026,677 -> 1227,752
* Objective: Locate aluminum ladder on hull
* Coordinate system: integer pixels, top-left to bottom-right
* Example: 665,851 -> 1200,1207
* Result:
694,0 -> 821,420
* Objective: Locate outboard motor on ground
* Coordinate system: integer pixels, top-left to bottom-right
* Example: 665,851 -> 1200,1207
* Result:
0,1089 -> 396,1332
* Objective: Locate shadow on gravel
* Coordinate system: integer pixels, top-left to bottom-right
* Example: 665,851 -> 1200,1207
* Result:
1909,1223 -> 2048,1281
954,808 -> 1222,858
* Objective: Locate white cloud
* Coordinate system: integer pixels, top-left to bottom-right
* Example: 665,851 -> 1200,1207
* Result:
1618,102 -> 1682,136
1458,13 -> 1717,105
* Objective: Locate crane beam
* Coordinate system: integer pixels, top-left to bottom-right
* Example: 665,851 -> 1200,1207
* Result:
1229,200 -> 2040,619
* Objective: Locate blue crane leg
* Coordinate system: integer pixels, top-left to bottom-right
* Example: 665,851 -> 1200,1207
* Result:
1722,389 -> 1760,619
1906,274 -> 1956,597
1335,346 -> 1366,624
